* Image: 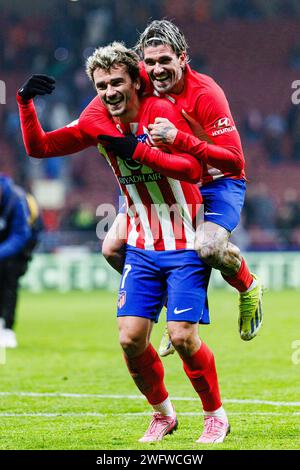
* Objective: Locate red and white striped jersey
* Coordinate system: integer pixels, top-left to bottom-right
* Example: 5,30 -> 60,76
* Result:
98,97 -> 202,251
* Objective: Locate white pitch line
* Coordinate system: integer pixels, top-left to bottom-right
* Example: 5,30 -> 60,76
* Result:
0,392 -> 299,407
0,412 -> 299,418
224,398 -> 300,407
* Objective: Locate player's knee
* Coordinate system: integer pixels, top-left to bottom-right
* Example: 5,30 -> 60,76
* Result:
169,330 -> 194,354
119,332 -> 137,352
119,331 -> 145,356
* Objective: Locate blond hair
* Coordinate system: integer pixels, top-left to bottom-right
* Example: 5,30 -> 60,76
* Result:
86,41 -> 140,83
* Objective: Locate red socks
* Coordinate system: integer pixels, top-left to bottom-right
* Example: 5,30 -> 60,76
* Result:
222,257 -> 253,293
124,344 -> 168,406
181,342 -> 222,412
125,342 -> 222,412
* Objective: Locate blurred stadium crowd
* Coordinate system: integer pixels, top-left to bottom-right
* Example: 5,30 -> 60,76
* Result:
1,0 -> 300,251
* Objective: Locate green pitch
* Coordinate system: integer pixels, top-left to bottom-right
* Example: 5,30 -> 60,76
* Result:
0,289 -> 299,450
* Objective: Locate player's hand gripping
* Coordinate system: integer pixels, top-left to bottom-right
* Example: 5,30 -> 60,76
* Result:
148,117 -> 178,146
98,134 -> 138,160
18,74 -> 56,101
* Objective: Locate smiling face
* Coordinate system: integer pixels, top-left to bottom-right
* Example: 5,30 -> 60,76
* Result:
93,64 -> 140,120
143,44 -> 186,94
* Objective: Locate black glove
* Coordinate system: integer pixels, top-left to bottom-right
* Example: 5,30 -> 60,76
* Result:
98,134 -> 138,160
18,74 -> 56,101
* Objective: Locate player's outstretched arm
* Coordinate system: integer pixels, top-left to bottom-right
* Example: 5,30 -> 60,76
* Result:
17,75 -> 92,158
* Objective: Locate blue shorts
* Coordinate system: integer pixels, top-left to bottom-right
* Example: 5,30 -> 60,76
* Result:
201,178 -> 246,232
117,245 -> 212,324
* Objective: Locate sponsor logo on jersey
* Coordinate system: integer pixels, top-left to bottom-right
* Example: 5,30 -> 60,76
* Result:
215,117 -> 231,128
118,172 -> 163,185
123,159 -> 143,171
211,117 -> 236,136
211,125 -> 236,136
